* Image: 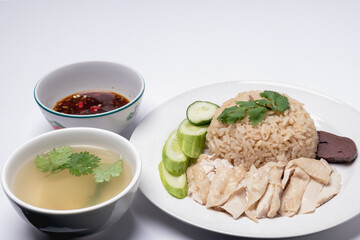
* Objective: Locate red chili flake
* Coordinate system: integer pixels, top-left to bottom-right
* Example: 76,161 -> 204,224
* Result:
90,106 -> 100,113
78,101 -> 83,109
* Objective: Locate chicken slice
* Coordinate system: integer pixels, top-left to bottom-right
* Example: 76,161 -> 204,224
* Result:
316,167 -> 341,207
292,157 -> 331,185
245,165 -> 269,221
268,185 -> 283,218
298,178 -> 323,214
256,162 -> 284,218
187,162 -> 211,205
279,167 -> 310,217
200,160 -> 216,175
198,155 -> 233,182
246,165 -> 269,207
319,158 -> 332,172
256,184 -> 273,218
208,159 -> 233,182
282,161 -> 295,189
213,158 -> 233,169
267,164 -> 284,218
206,166 -> 246,208
245,205 -> 259,222
221,179 -> 247,219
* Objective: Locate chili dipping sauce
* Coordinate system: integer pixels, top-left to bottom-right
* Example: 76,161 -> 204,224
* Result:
53,90 -> 130,115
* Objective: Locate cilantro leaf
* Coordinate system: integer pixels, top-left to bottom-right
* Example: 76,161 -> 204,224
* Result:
260,90 -> 290,112
35,146 -> 123,184
217,106 -> 246,124
35,146 -> 72,173
93,156 -> 123,183
247,106 -> 267,126
48,146 -> 72,171
237,100 -> 257,109
35,155 -> 52,173
254,99 -> 271,108
65,152 -> 100,177
217,90 -> 290,126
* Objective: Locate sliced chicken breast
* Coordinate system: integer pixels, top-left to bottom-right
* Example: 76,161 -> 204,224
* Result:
245,165 -> 269,221
206,166 -> 246,208
267,164 -> 284,218
292,157 -> 331,185
221,179 -> 247,219
279,167 -> 310,217
282,161 -> 295,189
299,178 -> 323,214
187,162 -> 211,205
317,167 -> 341,207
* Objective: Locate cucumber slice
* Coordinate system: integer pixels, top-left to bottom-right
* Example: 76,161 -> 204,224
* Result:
162,130 -> 189,176
186,101 -> 219,126
177,119 -> 208,158
158,161 -> 188,199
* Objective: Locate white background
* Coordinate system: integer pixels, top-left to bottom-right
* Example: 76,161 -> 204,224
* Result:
0,0 -> 359,239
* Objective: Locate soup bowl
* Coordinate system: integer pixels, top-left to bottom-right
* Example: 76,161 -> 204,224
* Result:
1,127 -> 141,236
34,61 -> 145,133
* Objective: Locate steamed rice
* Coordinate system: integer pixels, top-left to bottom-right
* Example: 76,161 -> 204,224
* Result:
206,90 -> 318,171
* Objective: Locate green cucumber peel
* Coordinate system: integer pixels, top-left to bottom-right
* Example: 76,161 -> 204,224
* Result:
177,119 -> 208,158
158,161 -> 188,199
162,130 -> 189,176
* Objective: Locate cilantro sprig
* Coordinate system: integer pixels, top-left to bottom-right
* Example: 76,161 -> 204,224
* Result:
35,146 -> 123,183
217,90 -> 290,126
93,160 -> 123,183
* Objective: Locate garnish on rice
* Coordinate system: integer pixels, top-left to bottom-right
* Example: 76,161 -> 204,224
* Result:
217,90 -> 290,126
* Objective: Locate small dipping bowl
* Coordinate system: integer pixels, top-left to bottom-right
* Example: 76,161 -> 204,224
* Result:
1,127 -> 141,236
34,61 -> 145,133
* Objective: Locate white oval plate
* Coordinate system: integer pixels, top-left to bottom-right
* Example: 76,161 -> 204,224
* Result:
130,81 -> 360,238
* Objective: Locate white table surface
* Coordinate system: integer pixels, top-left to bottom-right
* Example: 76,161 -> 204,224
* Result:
1,0 -> 360,239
